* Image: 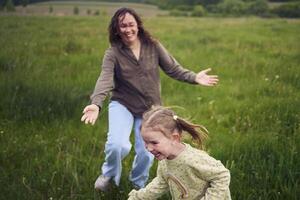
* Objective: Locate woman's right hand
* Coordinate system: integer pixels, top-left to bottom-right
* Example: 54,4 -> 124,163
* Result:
81,104 -> 100,125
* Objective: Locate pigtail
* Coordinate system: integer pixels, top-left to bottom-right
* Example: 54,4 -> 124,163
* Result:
175,116 -> 208,150
142,106 -> 208,150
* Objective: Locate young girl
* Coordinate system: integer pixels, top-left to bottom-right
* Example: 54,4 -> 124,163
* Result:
128,106 -> 231,200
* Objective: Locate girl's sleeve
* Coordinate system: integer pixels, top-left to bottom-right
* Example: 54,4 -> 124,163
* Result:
90,48 -> 115,108
128,163 -> 169,200
195,153 -> 231,200
155,42 -> 197,84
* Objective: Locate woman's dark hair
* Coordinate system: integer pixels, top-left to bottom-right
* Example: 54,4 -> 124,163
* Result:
108,7 -> 155,46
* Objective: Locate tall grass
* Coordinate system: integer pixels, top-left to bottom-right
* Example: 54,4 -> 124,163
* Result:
0,15 -> 299,199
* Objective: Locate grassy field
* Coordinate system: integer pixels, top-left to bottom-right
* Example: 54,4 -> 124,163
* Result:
0,12 -> 300,200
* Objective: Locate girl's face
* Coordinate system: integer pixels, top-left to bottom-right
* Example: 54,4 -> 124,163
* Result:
118,13 -> 139,46
142,128 -> 178,160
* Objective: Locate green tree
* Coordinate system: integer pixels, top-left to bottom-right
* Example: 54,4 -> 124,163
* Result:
191,5 -> 206,17
87,9 -> 91,15
246,0 -> 269,15
169,9 -> 189,16
271,2 -> 300,18
49,5 -> 53,13
197,0 -> 222,7
21,0 -> 29,7
94,10 -> 100,15
73,6 -> 79,15
0,0 -> 6,11
5,0 -> 15,12
217,0 -> 247,16
176,5 -> 193,11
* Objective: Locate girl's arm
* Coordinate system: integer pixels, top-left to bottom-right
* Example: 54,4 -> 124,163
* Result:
194,153 -> 231,200
128,163 -> 169,200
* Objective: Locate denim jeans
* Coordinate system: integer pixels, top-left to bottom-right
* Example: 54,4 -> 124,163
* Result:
101,101 -> 154,188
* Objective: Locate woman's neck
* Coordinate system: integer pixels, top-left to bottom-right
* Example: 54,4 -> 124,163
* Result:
126,38 -> 141,50
126,39 -> 141,60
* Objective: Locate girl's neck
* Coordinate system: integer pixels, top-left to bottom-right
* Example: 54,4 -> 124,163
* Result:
167,142 -> 186,160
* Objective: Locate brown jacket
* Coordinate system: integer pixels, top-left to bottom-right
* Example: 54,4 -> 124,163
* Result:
91,41 -> 197,116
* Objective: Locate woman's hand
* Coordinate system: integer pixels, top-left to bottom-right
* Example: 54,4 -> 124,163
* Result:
195,68 -> 219,86
81,104 -> 100,125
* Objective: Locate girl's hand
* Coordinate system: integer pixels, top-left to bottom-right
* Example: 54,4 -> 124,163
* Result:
195,68 -> 219,86
81,104 -> 100,125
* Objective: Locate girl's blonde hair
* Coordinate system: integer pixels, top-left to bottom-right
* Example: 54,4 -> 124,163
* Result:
142,106 -> 208,149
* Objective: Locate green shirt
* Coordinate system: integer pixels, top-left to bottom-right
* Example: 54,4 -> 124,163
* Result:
90,41 -> 197,116
128,144 -> 231,200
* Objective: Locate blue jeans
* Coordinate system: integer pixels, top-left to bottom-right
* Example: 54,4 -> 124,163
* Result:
101,101 -> 154,188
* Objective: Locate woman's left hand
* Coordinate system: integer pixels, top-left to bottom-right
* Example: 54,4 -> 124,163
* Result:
195,68 -> 219,86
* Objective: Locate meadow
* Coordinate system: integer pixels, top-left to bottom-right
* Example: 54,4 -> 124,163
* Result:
0,11 -> 300,200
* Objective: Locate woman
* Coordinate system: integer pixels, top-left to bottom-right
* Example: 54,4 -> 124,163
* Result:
81,7 -> 218,192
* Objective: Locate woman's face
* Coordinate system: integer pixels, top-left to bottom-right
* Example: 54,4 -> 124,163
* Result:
118,13 -> 139,45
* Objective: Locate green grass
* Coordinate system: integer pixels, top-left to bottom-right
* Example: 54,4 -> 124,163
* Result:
0,15 -> 299,199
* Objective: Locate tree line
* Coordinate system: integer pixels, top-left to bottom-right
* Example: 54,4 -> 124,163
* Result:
1,0 -> 300,18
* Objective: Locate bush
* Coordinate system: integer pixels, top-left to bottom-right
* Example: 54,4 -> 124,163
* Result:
86,9 -> 91,15
73,6 -> 79,15
0,0 -> 5,10
206,4 -> 219,13
5,0 -> 15,12
157,1 -> 171,10
102,10 -> 107,16
217,0 -> 247,16
21,0 -> 29,7
94,10 -> 100,16
246,0 -> 269,16
198,0 -> 222,7
49,5 -> 53,13
169,9 -> 189,17
176,5 -> 193,11
271,2 -> 300,18
191,5 -> 206,17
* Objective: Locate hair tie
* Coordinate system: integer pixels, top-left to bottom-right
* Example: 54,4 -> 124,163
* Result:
173,115 -> 178,121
